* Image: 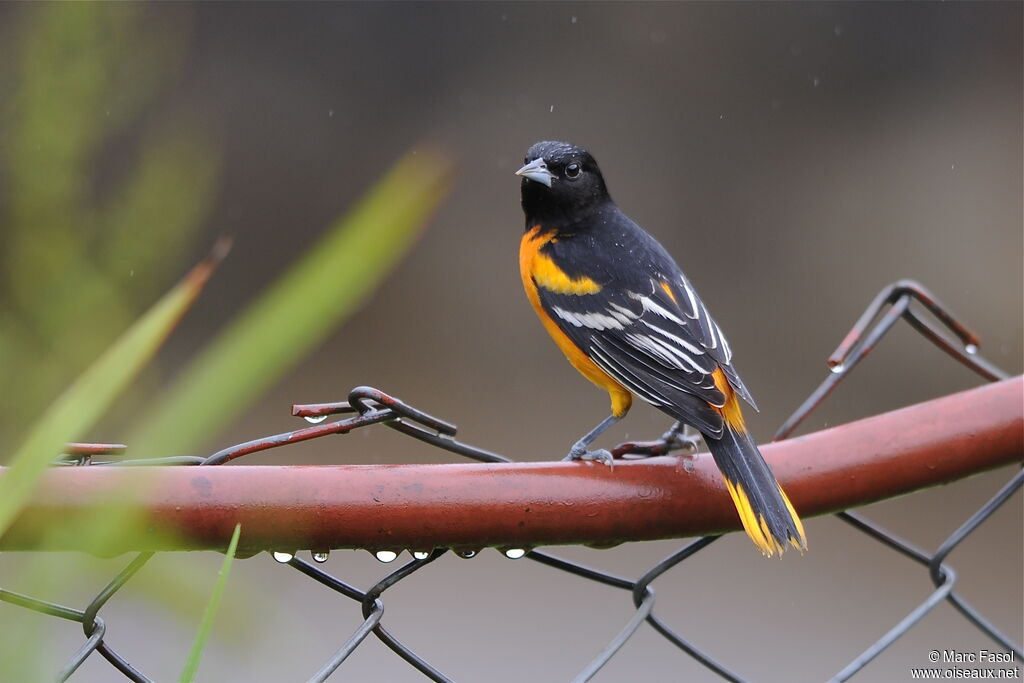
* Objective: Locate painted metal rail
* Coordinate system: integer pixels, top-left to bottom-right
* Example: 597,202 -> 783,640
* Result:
2,375 -> 1019,555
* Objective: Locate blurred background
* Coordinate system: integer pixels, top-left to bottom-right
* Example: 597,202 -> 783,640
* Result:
0,3 -> 1020,681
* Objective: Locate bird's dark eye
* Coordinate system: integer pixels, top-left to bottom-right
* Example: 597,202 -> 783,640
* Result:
565,163 -> 581,179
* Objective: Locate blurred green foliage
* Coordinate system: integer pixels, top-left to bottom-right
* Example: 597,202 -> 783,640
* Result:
0,3 -> 219,445
0,5 -> 453,680
0,244 -> 224,536
0,6 -> 223,679
129,149 -> 454,459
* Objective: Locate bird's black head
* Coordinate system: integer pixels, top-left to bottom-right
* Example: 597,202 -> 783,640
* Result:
516,140 -> 611,230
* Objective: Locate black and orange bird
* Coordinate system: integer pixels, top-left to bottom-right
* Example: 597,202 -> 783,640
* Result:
516,140 -> 806,556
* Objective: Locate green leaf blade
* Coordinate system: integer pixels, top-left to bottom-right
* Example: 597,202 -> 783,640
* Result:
179,522 -> 242,683
0,242 -> 227,534
129,147 -> 454,458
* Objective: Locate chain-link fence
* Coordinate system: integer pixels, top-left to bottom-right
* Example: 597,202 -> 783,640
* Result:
1,280 -> 1021,682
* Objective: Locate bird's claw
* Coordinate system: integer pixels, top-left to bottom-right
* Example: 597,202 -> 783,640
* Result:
659,425 -> 702,454
662,433 -> 702,454
563,445 -> 615,468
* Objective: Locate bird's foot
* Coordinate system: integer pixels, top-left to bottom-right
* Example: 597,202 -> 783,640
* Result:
610,424 -> 704,460
659,425 -> 702,454
563,442 -> 615,468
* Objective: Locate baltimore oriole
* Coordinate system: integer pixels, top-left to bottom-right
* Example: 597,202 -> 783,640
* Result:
516,140 -> 806,556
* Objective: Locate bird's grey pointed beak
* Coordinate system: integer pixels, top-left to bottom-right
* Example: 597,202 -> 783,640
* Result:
515,158 -> 554,187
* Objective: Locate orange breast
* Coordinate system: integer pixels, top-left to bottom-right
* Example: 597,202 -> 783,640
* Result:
519,226 -> 633,417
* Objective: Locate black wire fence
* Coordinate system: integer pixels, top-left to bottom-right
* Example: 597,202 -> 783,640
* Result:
1,280 -> 1020,682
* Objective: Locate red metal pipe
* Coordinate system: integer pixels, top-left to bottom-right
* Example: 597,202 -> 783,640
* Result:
1,377 -> 1020,555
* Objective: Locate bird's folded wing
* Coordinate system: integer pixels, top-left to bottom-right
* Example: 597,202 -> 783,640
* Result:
537,277 -> 754,437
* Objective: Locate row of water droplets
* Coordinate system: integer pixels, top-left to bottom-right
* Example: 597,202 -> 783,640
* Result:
292,411 -> 529,563
271,547 -> 530,564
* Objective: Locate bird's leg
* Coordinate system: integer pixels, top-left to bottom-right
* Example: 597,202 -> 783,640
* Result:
564,414 -> 622,467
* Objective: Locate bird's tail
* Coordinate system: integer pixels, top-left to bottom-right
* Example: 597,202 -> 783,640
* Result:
705,424 -> 807,557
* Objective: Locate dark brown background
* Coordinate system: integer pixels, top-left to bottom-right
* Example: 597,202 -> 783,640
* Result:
2,3 -> 1021,681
